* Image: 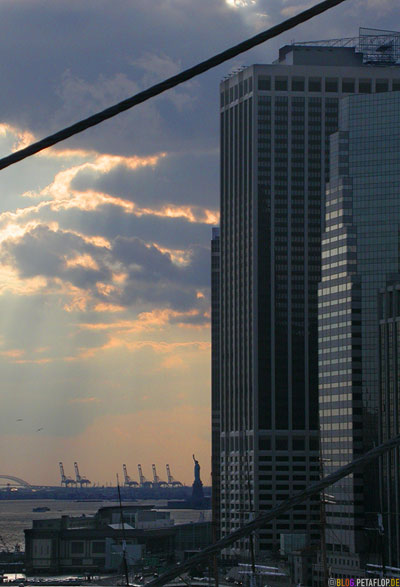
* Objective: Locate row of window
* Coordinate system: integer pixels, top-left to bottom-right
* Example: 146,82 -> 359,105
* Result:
222,77 -> 400,106
257,76 -> 400,94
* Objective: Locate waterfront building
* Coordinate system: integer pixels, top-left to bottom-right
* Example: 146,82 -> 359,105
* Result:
24,505 -> 212,573
318,91 -> 400,570
215,28 -> 400,557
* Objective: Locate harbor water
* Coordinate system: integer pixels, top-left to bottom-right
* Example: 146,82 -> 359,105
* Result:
0,499 -> 211,550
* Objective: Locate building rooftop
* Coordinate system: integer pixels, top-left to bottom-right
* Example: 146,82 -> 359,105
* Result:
285,27 -> 400,66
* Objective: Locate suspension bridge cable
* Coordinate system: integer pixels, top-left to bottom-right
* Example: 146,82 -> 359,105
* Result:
0,0 -> 350,171
146,434 -> 400,586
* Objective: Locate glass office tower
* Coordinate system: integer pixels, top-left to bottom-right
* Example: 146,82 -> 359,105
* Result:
319,92 -> 400,570
379,282 -> 400,569
216,29 -> 400,557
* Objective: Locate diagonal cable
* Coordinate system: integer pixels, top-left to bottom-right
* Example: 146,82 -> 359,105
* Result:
146,434 -> 400,586
0,0 -> 349,171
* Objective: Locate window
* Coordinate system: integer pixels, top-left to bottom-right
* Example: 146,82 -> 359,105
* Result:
309,78 -> 321,92
292,78 -> 304,91
359,79 -> 371,93
376,79 -> 389,93
325,79 -> 338,92
92,541 -> 105,554
259,437 -> 271,450
393,80 -> 400,92
293,437 -> 305,450
275,77 -> 288,91
71,541 -> 84,554
342,79 -> 355,93
258,76 -> 271,91
276,437 -> 288,450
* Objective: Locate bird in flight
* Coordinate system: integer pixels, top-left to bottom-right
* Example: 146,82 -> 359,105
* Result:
36,427 -> 44,432
16,419 -> 23,422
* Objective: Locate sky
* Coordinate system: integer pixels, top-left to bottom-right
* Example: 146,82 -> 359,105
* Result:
0,0 -> 398,487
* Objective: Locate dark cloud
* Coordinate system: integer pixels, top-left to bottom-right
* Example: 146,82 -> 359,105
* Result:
2,225 -> 111,286
110,236 -> 211,310
0,0 -> 246,156
71,151 -> 219,209
2,224 -> 210,313
37,202 -> 214,250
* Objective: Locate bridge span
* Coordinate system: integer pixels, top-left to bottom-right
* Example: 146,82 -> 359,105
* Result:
0,475 -> 32,488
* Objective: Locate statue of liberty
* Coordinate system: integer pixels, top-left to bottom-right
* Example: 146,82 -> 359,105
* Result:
193,454 -> 201,483
191,454 -> 204,504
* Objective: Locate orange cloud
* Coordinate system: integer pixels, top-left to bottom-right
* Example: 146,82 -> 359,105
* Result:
152,243 -> 191,266
65,253 -> 99,271
0,265 -> 48,296
160,354 -> 186,370
12,357 -> 53,365
0,349 -> 25,359
69,397 -> 102,404
78,308 -> 206,333
93,302 -> 125,313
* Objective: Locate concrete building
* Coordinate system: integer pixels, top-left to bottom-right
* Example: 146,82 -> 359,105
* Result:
318,91 -> 400,570
215,28 -> 400,557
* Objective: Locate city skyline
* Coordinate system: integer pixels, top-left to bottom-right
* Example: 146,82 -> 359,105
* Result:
0,1 -> 399,488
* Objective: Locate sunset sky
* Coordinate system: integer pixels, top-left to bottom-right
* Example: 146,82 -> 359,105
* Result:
0,0 -> 396,487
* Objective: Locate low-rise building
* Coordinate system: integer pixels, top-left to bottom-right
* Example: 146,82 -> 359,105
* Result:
24,505 -> 211,573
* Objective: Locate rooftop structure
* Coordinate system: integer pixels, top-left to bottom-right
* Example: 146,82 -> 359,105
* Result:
292,27 -> 400,65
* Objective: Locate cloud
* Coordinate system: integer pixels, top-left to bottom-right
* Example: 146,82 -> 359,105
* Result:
1,220 -> 211,316
71,150 -> 219,209
69,396 -> 102,404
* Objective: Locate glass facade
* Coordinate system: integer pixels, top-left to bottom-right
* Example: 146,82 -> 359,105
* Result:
217,43 -> 400,557
379,284 -> 400,568
319,92 -> 400,562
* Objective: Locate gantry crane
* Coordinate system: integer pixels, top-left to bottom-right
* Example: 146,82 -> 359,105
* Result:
152,464 -> 168,487
59,462 -> 76,486
137,464 -> 152,487
166,464 -> 183,487
74,462 -> 91,487
123,464 -> 139,487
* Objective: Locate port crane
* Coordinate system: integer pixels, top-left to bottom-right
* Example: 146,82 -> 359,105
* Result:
59,462 -> 76,486
166,464 -> 183,487
123,464 -> 139,487
137,464 -> 152,487
74,462 -> 91,487
152,464 -> 168,487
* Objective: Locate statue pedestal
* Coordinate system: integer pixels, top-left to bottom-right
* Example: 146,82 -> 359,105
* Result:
191,479 -> 204,506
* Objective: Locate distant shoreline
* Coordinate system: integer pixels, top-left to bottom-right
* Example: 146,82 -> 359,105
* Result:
0,485 -> 210,501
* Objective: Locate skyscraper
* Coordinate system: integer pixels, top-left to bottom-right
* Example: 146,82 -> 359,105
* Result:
215,29 -> 400,557
379,282 -> 400,568
211,227 -> 221,541
319,91 -> 400,571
